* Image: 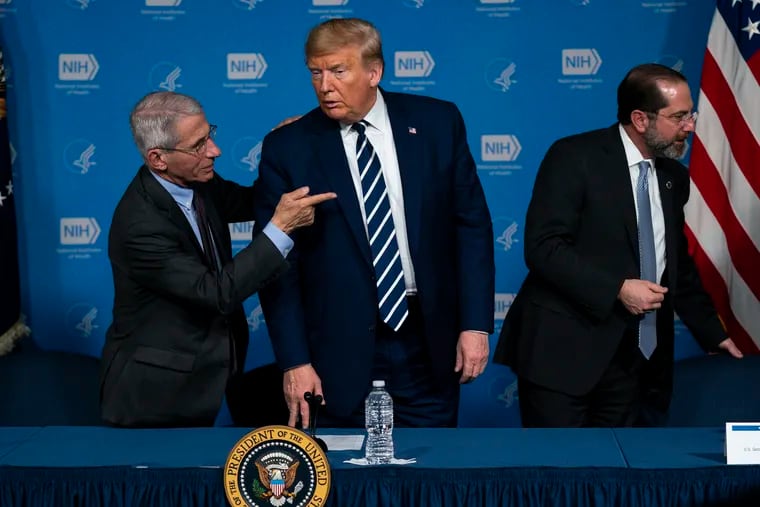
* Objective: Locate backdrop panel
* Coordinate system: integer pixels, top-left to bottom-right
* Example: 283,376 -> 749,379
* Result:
0,0 -> 713,427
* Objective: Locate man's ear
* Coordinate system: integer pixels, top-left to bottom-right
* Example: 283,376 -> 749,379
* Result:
146,148 -> 167,172
630,110 -> 650,134
368,60 -> 383,88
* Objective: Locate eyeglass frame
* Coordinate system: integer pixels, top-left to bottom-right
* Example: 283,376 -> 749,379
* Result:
647,111 -> 698,128
157,124 -> 218,157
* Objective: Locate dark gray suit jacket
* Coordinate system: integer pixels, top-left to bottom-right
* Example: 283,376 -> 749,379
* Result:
100,166 -> 287,427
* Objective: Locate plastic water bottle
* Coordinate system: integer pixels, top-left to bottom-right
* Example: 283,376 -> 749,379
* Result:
364,380 -> 394,464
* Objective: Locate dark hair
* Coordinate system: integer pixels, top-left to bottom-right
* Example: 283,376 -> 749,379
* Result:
616,63 -> 688,125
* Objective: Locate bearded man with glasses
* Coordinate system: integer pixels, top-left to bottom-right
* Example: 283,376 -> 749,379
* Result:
100,91 -> 335,427
494,63 -> 742,428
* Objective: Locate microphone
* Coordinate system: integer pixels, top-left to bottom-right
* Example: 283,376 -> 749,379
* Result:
303,391 -> 328,452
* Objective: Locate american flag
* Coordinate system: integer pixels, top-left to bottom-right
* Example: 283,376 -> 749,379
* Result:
0,47 -> 23,341
684,0 -> 760,353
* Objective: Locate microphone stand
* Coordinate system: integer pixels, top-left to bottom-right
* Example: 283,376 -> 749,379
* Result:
303,391 -> 328,452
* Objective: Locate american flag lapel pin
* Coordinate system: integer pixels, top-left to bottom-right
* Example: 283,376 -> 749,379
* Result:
408,126 -> 417,135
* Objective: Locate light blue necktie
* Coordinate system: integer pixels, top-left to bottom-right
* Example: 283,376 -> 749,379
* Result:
636,160 -> 657,359
353,121 -> 408,332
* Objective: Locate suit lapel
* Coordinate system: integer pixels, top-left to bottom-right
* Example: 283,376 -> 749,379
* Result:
138,166 -> 206,261
605,127 -> 639,257
310,115 -> 373,267
655,160 -> 678,286
385,94 -> 423,257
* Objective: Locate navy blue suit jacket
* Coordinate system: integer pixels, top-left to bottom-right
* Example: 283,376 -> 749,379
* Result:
253,91 -> 495,417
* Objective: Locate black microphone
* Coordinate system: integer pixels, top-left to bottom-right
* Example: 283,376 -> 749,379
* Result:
303,391 -> 328,452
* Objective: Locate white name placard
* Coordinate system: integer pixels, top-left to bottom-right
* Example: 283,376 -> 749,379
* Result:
725,423 -> 760,465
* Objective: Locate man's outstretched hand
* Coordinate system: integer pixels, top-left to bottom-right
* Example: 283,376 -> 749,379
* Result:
271,186 -> 336,235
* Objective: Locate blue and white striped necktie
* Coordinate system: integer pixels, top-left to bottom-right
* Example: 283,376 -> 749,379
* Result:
353,120 -> 408,331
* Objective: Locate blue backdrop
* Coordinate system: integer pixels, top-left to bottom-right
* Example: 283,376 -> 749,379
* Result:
0,0 -> 713,427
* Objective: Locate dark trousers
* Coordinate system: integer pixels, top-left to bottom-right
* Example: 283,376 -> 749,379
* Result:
317,296 -> 459,428
518,329 -> 646,428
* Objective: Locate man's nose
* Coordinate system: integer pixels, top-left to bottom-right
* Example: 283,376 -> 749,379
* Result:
319,74 -> 334,93
206,137 -> 222,157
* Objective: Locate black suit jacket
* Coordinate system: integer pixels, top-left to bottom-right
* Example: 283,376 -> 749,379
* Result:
494,125 -> 726,411
100,166 -> 288,427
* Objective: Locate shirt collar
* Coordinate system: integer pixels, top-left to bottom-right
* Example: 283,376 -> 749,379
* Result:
340,89 -> 388,137
618,123 -> 654,171
149,169 -> 194,211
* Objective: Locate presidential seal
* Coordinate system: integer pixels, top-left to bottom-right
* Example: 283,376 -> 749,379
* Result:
224,425 -> 331,507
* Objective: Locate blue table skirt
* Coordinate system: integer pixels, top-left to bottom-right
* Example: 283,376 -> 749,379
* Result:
2,427 -> 760,507
3,466 -> 760,507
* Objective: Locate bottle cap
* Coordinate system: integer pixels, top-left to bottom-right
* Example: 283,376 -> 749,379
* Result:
372,380 -> 385,387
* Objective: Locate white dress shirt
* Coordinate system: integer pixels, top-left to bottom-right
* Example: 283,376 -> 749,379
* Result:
619,124 -> 666,284
340,90 -> 417,293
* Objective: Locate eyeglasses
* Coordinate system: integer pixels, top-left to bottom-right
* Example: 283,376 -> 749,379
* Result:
651,111 -> 698,128
159,124 -> 217,157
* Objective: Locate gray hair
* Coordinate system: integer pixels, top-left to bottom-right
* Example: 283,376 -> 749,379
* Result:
129,91 -> 203,159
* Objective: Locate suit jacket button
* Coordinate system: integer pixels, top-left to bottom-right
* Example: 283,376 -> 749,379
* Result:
368,325 -> 375,333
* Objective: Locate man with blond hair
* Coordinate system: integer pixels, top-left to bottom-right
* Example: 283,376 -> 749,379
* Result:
254,18 -> 494,428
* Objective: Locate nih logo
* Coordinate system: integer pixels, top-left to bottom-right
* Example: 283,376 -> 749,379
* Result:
494,293 -> 517,320
60,217 -> 101,245
481,135 -> 521,162
562,49 -> 602,76
394,51 -> 435,78
58,54 -> 99,81
228,221 -> 254,242
227,53 -> 267,80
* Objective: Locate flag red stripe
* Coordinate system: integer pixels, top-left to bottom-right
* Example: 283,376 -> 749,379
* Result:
748,49 -> 760,85
685,225 -> 759,353
698,51 -> 760,199
687,3 -> 760,354
688,138 -> 760,301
